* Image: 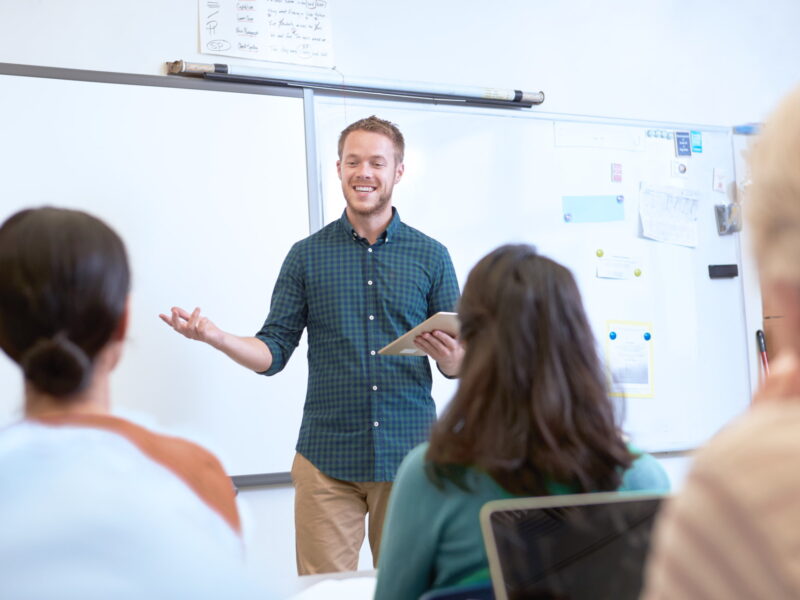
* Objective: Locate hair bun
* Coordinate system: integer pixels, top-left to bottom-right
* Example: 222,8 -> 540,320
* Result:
20,333 -> 92,397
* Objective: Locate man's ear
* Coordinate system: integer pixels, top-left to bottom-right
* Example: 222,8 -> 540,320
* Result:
336,159 -> 342,180
395,162 -> 405,184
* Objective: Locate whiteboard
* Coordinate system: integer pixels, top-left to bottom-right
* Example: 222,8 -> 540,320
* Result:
315,96 -> 752,453
0,72 -> 310,477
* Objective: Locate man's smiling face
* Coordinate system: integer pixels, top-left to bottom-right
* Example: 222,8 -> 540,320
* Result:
337,130 -> 404,220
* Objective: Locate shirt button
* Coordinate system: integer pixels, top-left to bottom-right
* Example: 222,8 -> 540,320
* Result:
373,421 -> 380,427
370,350 -> 376,356
369,315 -> 374,321
367,280 -> 373,286
372,385 -> 378,391
368,248 -> 373,253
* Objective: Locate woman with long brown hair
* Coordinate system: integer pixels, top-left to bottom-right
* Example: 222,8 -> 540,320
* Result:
375,244 -> 669,599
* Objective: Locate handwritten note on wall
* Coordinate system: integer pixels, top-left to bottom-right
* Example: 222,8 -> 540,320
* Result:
638,184 -> 700,248
199,0 -> 334,68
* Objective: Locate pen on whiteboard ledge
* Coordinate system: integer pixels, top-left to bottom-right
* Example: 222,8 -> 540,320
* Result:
166,60 -> 545,108
756,329 -> 770,376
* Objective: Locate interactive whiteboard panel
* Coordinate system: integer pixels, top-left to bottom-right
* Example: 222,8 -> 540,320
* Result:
0,73 -> 310,476
315,96 -> 751,453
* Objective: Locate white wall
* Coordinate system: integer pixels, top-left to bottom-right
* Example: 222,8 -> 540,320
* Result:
2,1 -> 800,125
2,0 -> 799,589
237,484 -> 375,594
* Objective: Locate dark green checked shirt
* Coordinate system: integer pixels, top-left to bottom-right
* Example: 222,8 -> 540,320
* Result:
256,209 -> 460,482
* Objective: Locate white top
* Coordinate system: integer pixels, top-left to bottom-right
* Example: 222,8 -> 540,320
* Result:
0,421 -> 267,599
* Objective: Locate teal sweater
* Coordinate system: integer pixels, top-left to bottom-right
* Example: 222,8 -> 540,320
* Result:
374,442 -> 670,600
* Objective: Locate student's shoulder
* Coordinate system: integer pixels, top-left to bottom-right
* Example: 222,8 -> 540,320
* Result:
396,441 -> 430,477
25,413 -> 229,487
51,414 -> 240,532
621,446 -> 671,493
125,421 -> 225,472
396,443 -> 499,498
694,402 -> 800,477
395,442 -> 451,495
666,404 -> 800,540
82,417 -> 229,485
114,419 -> 242,532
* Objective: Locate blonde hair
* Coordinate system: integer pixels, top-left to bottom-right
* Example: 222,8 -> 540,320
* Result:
337,115 -> 405,164
748,84 -> 800,285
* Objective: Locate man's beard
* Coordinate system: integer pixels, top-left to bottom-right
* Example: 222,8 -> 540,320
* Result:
346,190 -> 392,217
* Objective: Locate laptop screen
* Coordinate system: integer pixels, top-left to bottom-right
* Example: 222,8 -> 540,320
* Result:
480,491 -> 666,600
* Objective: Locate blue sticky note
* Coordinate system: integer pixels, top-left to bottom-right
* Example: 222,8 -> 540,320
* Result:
675,131 -> 692,156
690,130 -> 703,153
561,195 -> 625,223
733,123 -> 760,135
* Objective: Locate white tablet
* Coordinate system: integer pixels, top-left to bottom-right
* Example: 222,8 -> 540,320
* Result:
378,312 -> 460,356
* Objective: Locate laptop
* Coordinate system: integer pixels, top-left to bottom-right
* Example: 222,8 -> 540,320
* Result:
480,491 -> 667,600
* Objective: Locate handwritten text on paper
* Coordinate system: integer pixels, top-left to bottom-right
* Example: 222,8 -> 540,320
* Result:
200,0 -> 334,68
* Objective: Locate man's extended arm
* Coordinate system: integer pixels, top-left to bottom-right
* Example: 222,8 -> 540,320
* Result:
159,306 -> 272,373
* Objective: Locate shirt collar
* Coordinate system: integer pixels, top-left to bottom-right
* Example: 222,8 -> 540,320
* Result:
339,207 -> 401,244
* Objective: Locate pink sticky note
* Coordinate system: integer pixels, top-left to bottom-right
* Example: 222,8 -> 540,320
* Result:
611,163 -> 622,182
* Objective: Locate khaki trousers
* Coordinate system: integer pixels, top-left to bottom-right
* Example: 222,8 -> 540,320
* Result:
291,453 -> 393,575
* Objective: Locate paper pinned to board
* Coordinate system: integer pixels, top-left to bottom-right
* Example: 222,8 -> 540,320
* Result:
638,184 -> 700,248
606,321 -> 654,398
562,195 -> 625,223
596,254 -> 638,280
198,0 -> 335,68
594,245 -> 643,280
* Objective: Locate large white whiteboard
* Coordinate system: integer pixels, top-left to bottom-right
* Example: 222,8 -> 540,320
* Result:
0,71 -> 755,480
315,96 -> 752,453
0,72 -> 310,477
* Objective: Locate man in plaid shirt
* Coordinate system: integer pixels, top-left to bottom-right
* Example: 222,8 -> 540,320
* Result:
161,116 -> 462,574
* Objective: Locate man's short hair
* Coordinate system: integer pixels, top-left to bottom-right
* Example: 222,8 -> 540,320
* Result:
337,115 -> 405,164
748,84 -> 800,285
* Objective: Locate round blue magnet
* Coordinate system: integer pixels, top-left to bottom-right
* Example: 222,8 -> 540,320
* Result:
564,213 -> 572,222
616,195 -> 624,203
644,332 -> 651,341
609,331 -> 617,340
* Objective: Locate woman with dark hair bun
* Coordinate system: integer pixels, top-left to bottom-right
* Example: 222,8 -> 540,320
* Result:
0,207 -> 263,598
375,244 -> 670,599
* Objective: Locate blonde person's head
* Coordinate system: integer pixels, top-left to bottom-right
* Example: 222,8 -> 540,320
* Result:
748,85 -> 800,285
